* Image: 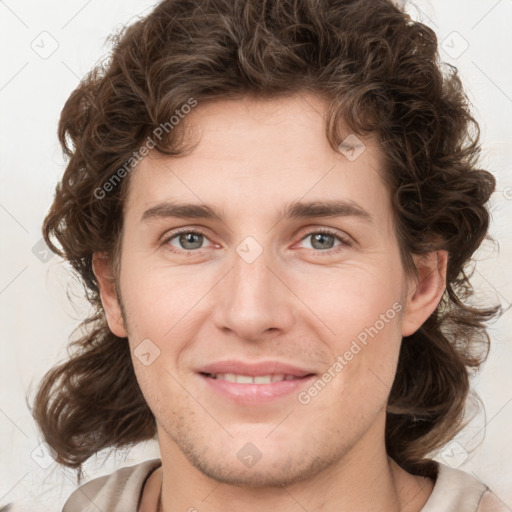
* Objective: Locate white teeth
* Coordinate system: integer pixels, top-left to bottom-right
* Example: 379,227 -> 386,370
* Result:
254,375 -> 272,384
210,373 -> 298,384
236,375 -> 253,384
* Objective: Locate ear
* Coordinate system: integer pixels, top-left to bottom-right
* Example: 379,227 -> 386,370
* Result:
401,250 -> 448,337
92,252 -> 128,338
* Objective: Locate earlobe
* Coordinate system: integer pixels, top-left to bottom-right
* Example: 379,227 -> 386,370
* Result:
92,252 -> 128,338
401,251 -> 448,337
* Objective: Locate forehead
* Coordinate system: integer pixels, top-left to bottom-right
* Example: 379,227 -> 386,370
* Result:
125,93 -> 390,225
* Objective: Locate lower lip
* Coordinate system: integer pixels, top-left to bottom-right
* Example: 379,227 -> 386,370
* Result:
198,373 -> 316,405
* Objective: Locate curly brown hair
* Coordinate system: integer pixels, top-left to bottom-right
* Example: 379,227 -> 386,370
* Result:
31,0 -> 500,480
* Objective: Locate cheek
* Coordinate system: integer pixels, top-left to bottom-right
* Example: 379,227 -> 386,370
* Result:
118,259 -> 219,400
293,261 -> 404,334
293,264 -> 405,398
119,254 -> 210,336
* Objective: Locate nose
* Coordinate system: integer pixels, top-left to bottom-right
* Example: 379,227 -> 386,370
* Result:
211,242 -> 296,342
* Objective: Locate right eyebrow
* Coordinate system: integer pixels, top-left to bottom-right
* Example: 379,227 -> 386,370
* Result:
141,202 -> 223,223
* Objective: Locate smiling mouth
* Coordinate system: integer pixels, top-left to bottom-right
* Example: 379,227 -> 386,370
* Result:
201,372 -> 313,384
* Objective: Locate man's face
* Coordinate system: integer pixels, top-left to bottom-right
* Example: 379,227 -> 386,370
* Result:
109,94 -> 415,486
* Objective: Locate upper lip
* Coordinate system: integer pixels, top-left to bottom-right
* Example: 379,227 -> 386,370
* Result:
197,360 -> 316,378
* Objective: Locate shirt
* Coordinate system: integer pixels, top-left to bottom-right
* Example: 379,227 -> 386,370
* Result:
61,458 -> 509,512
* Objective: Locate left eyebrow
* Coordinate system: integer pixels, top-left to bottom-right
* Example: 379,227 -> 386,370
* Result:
281,199 -> 373,224
140,199 -> 373,225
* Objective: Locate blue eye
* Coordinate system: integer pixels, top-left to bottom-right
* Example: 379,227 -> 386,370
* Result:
162,228 -> 351,255
164,229 -> 210,252
298,230 -> 351,254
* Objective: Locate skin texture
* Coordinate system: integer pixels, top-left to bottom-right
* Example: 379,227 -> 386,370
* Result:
93,93 -> 447,511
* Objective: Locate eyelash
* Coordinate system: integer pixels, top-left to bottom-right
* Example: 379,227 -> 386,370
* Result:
161,227 -> 352,257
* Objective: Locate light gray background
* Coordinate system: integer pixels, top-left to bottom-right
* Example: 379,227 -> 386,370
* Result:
0,0 -> 511,510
